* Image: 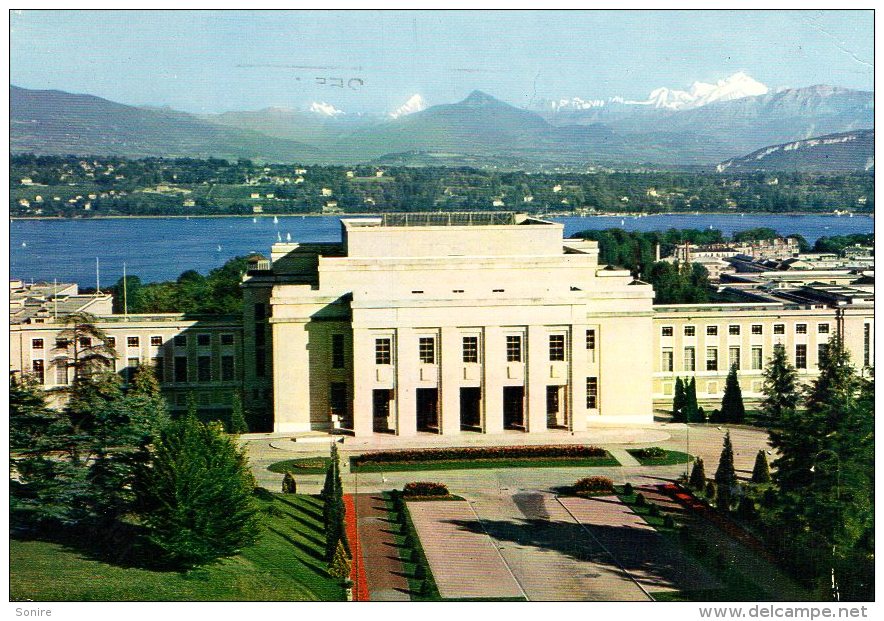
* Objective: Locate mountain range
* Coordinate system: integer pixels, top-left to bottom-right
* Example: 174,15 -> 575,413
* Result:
716,129 -> 874,173
10,76 -> 874,169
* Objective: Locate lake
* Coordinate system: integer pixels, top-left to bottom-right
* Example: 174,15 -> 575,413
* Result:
9,213 -> 875,286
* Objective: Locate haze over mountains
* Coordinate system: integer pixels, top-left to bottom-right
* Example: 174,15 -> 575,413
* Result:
9,72 -> 874,169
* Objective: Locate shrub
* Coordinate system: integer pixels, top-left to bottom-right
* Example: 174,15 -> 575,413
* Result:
635,492 -> 647,507
327,539 -> 351,579
353,444 -> 608,466
403,482 -> 450,497
573,476 -> 615,495
737,496 -> 757,520
705,480 -> 717,501
622,482 -> 634,496
663,514 -> 676,529
751,450 -> 771,484
632,446 -> 667,460
689,457 -> 707,491
649,504 -> 661,517
281,471 -> 297,494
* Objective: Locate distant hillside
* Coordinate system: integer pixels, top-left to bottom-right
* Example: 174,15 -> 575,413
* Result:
716,129 -> 874,173
10,86 -> 321,162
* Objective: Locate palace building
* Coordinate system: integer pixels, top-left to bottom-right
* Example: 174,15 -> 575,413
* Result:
10,214 -> 874,438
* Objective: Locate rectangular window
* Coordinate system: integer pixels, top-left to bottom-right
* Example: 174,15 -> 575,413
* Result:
197,334 -> 211,347
32,359 -> 44,384
197,355 -> 211,382
706,326 -> 718,336
751,325 -> 763,335
375,338 -> 392,365
506,335 -> 522,362
796,324 -> 807,335
864,324 -> 870,366
818,343 -> 828,368
661,326 -> 673,337
31,338 -> 44,349
585,329 -> 596,350
105,337 -> 115,349
661,348 -> 673,372
152,357 -> 164,383
684,325 -> 695,337
751,347 -> 763,370
221,333 -> 234,346
174,334 -> 187,347
254,323 -> 265,348
818,323 -> 830,334
419,337 -> 436,364
795,344 -> 807,369
586,377 -> 598,409
774,324 -> 785,335
330,383 -> 347,418
729,325 -> 740,336
332,334 -> 345,369
80,337 -> 92,348
729,346 -> 740,370
706,347 -> 718,371
255,350 -> 266,377
127,336 -> 139,348
127,357 -> 140,383
549,334 -> 565,361
150,335 -> 163,347
55,360 -> 69,385
174,356 -> 188,383
462,336 -> 479,363
254,303 -> 266,321
221,355 -> 235,381
683,347 -> 695,371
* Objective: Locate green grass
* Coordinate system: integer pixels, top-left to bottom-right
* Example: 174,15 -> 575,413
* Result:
10,494 -> 343,602
267,457 -> 332,474
616,488 -> 772,601
351,455 -> 619,473
627,449 -> 692,466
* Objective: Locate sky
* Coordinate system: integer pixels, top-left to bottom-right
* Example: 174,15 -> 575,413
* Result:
10,9 -> 874,114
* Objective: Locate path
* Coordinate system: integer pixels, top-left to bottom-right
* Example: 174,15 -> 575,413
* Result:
353,494 -> 411,601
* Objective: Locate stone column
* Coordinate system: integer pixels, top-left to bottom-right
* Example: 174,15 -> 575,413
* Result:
570,323 -> 589,432
395,327 -> 417,437
351,328 -> 374,437
526,325 -> 548,433
483,326 -> 504,434
272,320 -> 312,432
439,326 -> 462,435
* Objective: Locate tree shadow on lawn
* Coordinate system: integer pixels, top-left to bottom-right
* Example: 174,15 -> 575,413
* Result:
265,525 -> 329,576
275,495 -> 325,523
443,516 -> 717,594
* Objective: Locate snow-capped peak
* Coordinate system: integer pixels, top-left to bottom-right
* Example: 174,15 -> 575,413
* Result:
390,94 -> 428,119
633,72 -> 769,110
309,101 -> 344,116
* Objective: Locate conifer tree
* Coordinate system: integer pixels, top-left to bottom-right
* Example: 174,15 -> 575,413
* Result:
322,443 -> 350,561
327,539 -> 352,579
720,364 -> 746,423
684,377 -> 699,422
751,450 -> 771,484
714,431 -> 738,511
672,377 -> 686,422
761,343 -> 800,427
134,411 -> 260,568
689,457 -> 707,491
229,391 -> 249,434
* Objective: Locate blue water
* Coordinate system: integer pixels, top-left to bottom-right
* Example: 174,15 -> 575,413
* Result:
9,214 -> 875,286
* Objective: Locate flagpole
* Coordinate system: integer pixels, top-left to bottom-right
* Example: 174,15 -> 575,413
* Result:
95,257 -> 100,297
53,278 -> 58,320
123,262 -> 128,320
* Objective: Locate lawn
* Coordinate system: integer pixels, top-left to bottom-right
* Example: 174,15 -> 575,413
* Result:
627,448 -> 692,466
10,493 -> 343,602
268,456 -> 332,474
351,455 -> 619,473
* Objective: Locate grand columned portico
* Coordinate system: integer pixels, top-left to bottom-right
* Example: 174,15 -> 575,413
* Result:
243,213 -> 655,436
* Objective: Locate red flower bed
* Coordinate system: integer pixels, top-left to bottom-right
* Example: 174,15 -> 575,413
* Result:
402,482 -> 450,497
353,444 -> 608,466
574,476 -> 615,495
343,494 -> 369,601
657,483 -> 776,563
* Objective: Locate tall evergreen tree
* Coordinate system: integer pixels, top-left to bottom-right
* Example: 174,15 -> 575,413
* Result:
751,450 -> 771,484
760,344 -> 800,427
229,391 -> 249,434
672,377 -> 686,422
684,377 -> 700,422
134,413 -> 260,569
714,431 -> 738,511
689,457 -> 707,491
720,364 -> 746,423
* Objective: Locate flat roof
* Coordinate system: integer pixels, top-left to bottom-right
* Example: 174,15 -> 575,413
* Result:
342,212 -> 555,228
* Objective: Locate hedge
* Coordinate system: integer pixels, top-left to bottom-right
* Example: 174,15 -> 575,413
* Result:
353,444 -> 608,466
631,447 -> 667,460
574,476 -> 615,495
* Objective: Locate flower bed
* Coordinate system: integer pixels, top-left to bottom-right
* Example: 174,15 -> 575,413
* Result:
403,482 -> 450,498
352,444 -> 608,467
573,476 -> 615,496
